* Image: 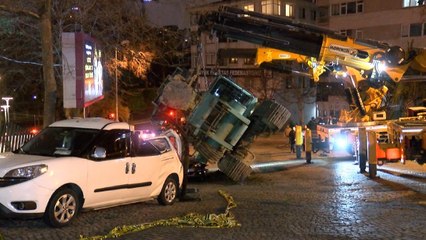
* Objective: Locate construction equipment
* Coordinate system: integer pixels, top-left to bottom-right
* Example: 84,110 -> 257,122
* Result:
198,6 -> 426,122
152,68 -> 291,182
152,6 -> 426,183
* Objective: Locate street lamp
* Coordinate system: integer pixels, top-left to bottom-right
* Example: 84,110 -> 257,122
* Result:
115,48 -> 119,121
1,97 -> 13,124
114,40 -> 129,122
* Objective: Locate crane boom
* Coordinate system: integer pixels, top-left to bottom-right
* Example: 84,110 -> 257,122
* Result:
199,6 -> 425,122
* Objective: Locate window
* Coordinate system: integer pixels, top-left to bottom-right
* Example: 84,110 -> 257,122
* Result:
331,1 -> 363,16
347,2 -> 356,14
135,138 -> 171,157
299,8 -> 306,19
355,30 -> 363,39
424,23 -> 426,35
206,53 -> 216,66
410,23 -> 422,36
357,1 -> 364,13
243,58 -> 254,65
340,3 -> 347,15
244,4 -> 254,11
285,4 -> 294,17
310,10 -> 317,21
401,24 -> 409,37
229,57 -> 238,64
331,4 -> 340,16
403,0 -> 424,7
340,29 -> 355,37
96,130 -> 131,159
402,23 -> 426,37
262,0 -> 281,15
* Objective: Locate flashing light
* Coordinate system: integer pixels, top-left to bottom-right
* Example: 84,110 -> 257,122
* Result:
168,110 -> 175,117
140,130 -> 156,139
373,59 -> 387,73
108,113 -> 115,120
335,137 -> 348,149
30,128 -> 39,135
377,62 -> 386,73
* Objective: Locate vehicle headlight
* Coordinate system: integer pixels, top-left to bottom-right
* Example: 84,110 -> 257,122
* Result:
4,164 -> 48,179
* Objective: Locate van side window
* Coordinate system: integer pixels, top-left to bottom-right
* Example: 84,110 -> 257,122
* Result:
136,138 -> 171,156
95,130 -> 131,160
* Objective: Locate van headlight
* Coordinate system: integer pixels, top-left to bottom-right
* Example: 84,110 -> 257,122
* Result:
4,164 -> 48,179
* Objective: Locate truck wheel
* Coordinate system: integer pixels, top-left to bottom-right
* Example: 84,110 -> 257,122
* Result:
158,177 -> 178,205
43,188 -> 80,227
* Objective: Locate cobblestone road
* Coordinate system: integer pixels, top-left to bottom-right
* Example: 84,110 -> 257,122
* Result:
0,134 -> 425,240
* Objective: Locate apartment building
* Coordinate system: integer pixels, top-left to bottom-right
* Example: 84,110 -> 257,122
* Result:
316,0 -> 426,49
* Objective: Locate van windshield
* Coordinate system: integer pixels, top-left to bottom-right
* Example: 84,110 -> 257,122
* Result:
17,127 -> 100,157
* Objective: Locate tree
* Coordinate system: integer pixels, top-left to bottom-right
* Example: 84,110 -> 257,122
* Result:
0,0 -> 160,125
0,0 -> 56,127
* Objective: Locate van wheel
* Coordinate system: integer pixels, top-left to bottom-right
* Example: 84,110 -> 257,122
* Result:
43,188 -> 80,227
158,177 -> 178,205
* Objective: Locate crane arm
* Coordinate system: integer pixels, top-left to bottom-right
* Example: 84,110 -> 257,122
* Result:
199,6 -> 425,122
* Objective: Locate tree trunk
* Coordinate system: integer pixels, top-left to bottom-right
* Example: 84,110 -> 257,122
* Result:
40,0 -> 57,127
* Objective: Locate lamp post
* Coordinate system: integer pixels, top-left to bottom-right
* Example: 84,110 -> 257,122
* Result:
114,40 -> 129,122
115,48 -> 119,121
1,97 -> 13,124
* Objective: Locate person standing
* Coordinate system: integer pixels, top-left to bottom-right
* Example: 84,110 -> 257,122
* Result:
284,125 -> 292,139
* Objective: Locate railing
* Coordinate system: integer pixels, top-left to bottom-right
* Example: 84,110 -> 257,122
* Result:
0,124 -> 35,153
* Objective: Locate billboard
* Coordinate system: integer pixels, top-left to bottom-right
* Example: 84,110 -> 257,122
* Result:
62,32 -> 104,108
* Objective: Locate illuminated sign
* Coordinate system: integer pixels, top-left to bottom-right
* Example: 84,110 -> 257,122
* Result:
62,32 -> 104,108
200,68 -> 263,77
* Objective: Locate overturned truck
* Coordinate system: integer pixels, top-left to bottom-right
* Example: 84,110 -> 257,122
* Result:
152,68 -> 290,181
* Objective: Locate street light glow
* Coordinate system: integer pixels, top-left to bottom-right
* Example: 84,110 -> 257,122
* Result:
1,97 -> 13,124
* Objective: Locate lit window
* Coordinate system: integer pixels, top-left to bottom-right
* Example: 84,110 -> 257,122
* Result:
285,4 -> 294,17
229,58 -> 238,64
403,0 -> 424,7
261,0 -> 281,15
244,4 -> 254,11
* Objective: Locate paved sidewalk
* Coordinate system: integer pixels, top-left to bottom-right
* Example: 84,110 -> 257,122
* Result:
249,133 -> 426,178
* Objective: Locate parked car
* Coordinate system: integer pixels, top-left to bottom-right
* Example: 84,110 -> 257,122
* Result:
0,118 -> 184,227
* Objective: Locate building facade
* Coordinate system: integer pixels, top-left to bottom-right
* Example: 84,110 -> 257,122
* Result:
317,0 -> 426,49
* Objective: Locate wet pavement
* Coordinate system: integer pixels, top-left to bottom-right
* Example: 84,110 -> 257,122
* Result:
0,133 -> 425,239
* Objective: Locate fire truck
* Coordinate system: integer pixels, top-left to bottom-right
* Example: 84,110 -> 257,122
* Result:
151,6 -> 426,184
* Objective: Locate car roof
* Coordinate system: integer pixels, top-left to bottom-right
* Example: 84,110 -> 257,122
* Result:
49,118 -> 130,130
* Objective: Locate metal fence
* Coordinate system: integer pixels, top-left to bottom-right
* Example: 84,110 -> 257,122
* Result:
0,124 -> 35,153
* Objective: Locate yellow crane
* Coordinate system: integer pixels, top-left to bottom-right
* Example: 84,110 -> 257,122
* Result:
199,6 -> 426,122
